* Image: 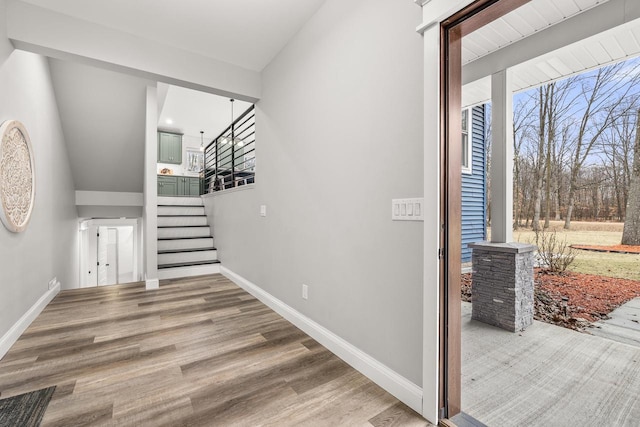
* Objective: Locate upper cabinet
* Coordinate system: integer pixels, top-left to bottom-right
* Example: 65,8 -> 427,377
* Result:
158,131 -> 182,164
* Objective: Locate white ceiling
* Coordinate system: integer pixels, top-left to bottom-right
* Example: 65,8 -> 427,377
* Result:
463,19 -> 640,106
20,0 -> 327,72
462,0 -> 609,65
49,58 -> 153,192
158,85 -> 252,143
461,0 -> 640,107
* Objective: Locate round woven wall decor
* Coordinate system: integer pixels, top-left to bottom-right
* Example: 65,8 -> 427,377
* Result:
0,120 -> 35,233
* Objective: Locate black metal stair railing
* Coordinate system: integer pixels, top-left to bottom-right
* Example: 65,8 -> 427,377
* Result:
202,104 -> 255,194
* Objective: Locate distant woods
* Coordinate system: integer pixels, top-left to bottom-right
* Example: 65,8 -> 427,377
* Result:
489,59 -> 640,231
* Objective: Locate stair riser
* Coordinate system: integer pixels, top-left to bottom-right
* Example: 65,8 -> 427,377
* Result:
158,238 -> 214,251
158,216 -> 208,227
158,250 -> 217,265
158,196 -> 203,206
158,263 -> 220,280
157,206 -> 205,216
157,227 -> 211,239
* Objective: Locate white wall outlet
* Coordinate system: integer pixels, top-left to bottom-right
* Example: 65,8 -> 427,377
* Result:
302,284 -> 308,300
392,198 -> 424,221
260,205 -> 267,217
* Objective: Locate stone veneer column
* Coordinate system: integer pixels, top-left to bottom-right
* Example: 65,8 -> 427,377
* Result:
468,242 -> 537,332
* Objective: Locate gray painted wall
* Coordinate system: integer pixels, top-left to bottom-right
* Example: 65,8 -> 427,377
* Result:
204,0 -> 424,385
48,58 -> 153,193
0,0 -> 78,339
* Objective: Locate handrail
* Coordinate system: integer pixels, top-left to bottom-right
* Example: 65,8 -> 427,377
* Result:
202,104 -> 256,194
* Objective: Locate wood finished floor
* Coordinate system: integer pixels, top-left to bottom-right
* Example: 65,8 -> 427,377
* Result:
0,274 -> 430,426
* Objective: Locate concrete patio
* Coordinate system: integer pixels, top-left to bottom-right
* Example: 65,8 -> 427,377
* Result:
461,302 -> 640,426
590,298 -> 640,348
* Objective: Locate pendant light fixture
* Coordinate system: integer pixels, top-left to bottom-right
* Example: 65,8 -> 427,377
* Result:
229,98 -> 244,147
200,130 -> 204,151
229,98 -> 235,145
217,98 -> 245,147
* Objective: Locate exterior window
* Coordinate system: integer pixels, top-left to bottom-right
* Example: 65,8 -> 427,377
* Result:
461,108 -> 472,174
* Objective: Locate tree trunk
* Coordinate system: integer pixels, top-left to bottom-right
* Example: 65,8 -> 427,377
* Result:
621,109 -> 640,245
544,87 -> 556,228
555,181 -> 561,220
565,192 -> 574,230
533,87 -> 549,231
612,148 -> 624,222
564,166 -> 579,229
533,186 -> 542,230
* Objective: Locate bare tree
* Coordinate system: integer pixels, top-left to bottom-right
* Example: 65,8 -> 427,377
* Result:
544,80 -> 577,227
532,86 -> 549,231
512,98 -> 535,229
601,104 -> 637,221
527,78 -> 578,230
564,62 -> 640,229
622,109 -> 640,245
554,123 -> 573,220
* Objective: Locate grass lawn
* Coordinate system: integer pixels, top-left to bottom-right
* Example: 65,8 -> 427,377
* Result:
509,221 -> 640,281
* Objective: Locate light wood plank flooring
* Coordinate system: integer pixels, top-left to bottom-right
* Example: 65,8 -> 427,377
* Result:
0,274 -> 430,426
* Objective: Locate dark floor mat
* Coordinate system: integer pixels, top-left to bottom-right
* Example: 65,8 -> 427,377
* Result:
0,386 -> 56,427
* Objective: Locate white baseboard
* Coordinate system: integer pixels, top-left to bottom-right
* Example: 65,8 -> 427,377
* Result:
0,282 -> 61,360
220,266 -> 423,414
145,278 -> 160,290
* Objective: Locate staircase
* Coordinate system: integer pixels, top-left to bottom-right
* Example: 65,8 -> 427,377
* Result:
157,196 -> 220,280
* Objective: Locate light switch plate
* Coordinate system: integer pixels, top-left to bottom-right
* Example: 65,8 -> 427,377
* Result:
392,198 -> 424,221
260,205 -> 267,217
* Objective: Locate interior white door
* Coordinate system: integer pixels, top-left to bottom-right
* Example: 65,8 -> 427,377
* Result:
106,228 -> 118,285
97,227 -> 108,285
98,227 -> 119,286
117,226 -> 135,284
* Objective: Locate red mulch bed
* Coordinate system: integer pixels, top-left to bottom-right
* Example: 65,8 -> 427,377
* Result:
571,244 -> 640,254
461,269 -> 640,330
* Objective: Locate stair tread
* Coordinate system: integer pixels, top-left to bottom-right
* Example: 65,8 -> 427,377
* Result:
158,260 -> 221,269
157,214 -> 206,217
157,225 -> 210,228
158,247 -> 217,254
158,236 -> 213,240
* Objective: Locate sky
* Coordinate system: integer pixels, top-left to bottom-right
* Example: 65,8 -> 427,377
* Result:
510,54 -> 640,167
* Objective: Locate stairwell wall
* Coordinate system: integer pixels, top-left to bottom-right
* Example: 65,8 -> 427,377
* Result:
204,0 -> 424,388
0,0 -> 78,344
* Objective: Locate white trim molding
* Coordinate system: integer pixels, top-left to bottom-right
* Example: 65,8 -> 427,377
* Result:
0,282 -> 60,359
145,278 -> 159,290
201,183 -> 256,199
220,266 -> 424,414
75,191 -> 143,207
461,107 -> 473,175
422,22 -> 442,425
417,0 -> 476,34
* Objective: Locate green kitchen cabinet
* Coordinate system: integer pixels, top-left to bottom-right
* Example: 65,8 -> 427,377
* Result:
158,131 -> 182,164
177,177 -> 188,196
175,176 -> 201,196
158,175 -> 178,196
189,177 -> 201,196
157,175 -> 200,197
